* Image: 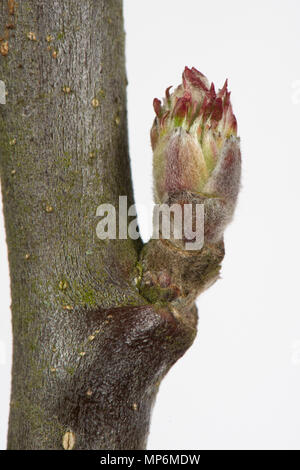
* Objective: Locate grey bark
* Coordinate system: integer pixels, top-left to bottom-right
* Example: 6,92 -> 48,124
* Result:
0,0 -> 197,450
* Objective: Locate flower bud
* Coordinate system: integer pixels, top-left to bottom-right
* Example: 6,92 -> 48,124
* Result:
151,67 -> 241,243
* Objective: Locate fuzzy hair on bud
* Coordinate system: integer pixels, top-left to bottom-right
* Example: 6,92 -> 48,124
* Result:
151,66 -> 241,244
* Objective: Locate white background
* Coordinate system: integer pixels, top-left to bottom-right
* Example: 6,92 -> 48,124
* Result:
1,0 -> 300,450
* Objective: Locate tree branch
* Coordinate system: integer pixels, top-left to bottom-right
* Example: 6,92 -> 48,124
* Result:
0,1 -> 240,450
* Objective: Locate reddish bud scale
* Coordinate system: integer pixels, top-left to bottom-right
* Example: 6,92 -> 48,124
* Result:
153,98 -> 163,118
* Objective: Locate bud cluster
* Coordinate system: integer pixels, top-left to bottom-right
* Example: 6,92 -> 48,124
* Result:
151,67 -> 241,243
